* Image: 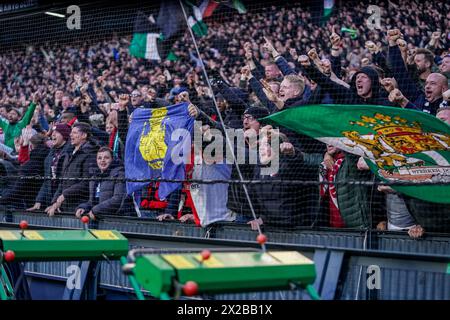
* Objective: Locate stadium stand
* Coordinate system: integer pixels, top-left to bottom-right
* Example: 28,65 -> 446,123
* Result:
0,0 -> 449,239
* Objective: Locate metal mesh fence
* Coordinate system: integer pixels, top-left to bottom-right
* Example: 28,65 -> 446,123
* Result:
0,0 -> 449,237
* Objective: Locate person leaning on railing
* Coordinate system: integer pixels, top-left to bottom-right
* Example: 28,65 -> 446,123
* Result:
44,122 -> 99,216
75,147 -> 134,220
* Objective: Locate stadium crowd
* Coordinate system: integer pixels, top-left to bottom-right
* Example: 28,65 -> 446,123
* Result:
0,0 -> 449,238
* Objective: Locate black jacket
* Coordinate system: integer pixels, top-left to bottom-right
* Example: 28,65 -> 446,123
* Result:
52,140 -> 99,211
303,65 -> 392,106
0,145 -> 49,208
35,142 -> 73,206
252,151 -> 322,228
77,162 -> 134,217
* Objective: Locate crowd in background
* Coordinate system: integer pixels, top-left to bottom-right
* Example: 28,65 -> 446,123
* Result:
0,0 -> 449,237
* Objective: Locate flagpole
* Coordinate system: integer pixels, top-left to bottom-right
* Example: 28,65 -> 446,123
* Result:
178,0 -> 266,250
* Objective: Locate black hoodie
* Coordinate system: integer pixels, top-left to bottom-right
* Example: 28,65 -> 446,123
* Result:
303,65 -> 392,106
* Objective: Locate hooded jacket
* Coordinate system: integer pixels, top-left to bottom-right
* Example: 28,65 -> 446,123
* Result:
303,65 -> 392,106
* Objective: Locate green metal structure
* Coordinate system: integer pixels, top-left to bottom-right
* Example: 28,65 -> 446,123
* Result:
0,229 -> 128,261
0,228 -> 128,300
124,249 -> 320,300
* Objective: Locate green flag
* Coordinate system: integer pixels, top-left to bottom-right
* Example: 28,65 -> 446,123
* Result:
323,0 -> 334,19
264,104 -> 450,204
186,1 -> 209,37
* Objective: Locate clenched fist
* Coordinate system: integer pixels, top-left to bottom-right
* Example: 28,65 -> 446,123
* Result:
388,88 -> 408,107
387,29 -> 402,45
330,33 -> 341,49
188,103 -> 199,118
307,48 -> 319,61
365,41 -> 379,54
380,77 -> 398,93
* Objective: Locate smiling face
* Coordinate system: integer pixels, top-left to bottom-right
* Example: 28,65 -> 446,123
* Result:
97,150 -> 113,172
51,130 -> 66,148
440,56 -> 450,73
70,126 -> 87,147
355,73 -> 372,98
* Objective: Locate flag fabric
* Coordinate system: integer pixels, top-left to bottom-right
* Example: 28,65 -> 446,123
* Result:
231,0 -> 247,14
323,0 -> 335,19
129,33 -> 163,60
129,2 -> 184,61
156,1 -> 185,40
221,0 -> 247,14
199,0 -> 219,18
129,11 -> 163,60
189,157 -> 233,227
264,104 -> 450,204
125,102 -> 194,200
187,3 -> 208,37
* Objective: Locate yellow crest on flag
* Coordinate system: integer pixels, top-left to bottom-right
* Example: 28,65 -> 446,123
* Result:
342,113 -> 450,168
139,108 -> 168,169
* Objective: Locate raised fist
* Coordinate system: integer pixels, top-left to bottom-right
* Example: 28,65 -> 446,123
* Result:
307,48 -> 319,61
31,91 -> 41,104
188,103 -> 199,118
240,65 -> 251,77
280,142 -> 295,156
118,94 -> 129,107
365,41 -> 379,53
388,88 -> 407,105
330,33 -> 341,49
387,29 -> 402,44
380,77 -> 398,93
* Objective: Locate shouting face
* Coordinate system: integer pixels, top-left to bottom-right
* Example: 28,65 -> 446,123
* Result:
355,73 -> 372,98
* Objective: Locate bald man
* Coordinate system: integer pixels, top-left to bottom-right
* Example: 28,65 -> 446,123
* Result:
408,73 -> 449,115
